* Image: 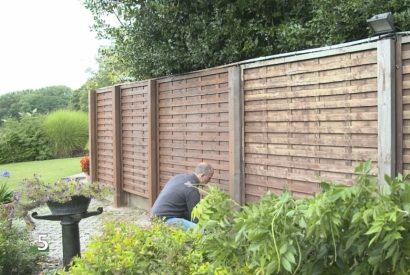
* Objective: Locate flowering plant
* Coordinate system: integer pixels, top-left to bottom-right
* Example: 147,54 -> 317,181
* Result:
80,156 -> 90,175
14,174 -> 115,204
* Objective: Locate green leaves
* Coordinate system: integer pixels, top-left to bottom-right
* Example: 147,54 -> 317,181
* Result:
61,160 -> 410,274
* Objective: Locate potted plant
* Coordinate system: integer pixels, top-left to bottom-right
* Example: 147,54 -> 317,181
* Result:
14,174 -> 115,215
80,156 -> 90,182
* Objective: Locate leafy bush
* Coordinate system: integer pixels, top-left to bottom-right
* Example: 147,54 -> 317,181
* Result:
63,220 -> 203,274
58,161 -> 410,275
0,110 -> 53,164
192,160 -> 410,274
43,110 -> 89,158
0,222 -> 41,275
0,181 -> 13,204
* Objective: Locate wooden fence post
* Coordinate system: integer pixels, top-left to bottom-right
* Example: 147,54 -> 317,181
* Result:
112,85 -> 124,207
228,66 -> 243,205
378,38 -> 396,191
88,90 -> 98,183
148,80 -> 158,210
395,36 -> 403,176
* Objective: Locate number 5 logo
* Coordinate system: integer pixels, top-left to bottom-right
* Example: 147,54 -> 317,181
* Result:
37,234 -> 49,251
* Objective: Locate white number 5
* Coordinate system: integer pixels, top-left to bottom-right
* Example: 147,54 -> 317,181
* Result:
37,234 -> 49,251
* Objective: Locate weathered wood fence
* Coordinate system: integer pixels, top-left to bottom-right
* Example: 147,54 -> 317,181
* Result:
88,35 -> 410,209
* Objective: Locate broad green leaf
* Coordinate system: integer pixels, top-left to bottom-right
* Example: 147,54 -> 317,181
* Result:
281,257 -> 292,272
385,244 -> 397,259
266,261 -> 277,274
284,251 -> 296,264
299,217 -> 307,228
365,224 -> 381,235
362,209 -> 373,226
352,212 -> 362,224
368,254 -> 381,266
279,243 -> 287,255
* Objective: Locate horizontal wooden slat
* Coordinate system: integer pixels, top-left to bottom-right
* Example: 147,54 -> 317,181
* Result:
159,142 -> 228,152
245,158 -> 362,174
244,112 -> 377,122
244,69 -> 376,90
159,117 -> 229,123
245,146 -> 377,161
245,125 -> 377,134
403,66 -> 410,74
158,126 -> 229,132
122,132 -> 148,138
245,83 -> 376,101
159,86 -> 229,100
244,98 -> 376,111
159,159 -> 228,171
245,136 -> 377,147
122,152 -> 148,161
123,187 -> 148,198
402,49 -> 410,59
123,167 -> 148,175
159,149 -> 229,161
121,89 -> 148,97
403,80 -> 410,89
159,96 -> 228,108
159,169 -> 230,181
158,108 -> 228,116
159,133 -> 229,142
158,77 -> 228,92
122,118 -> 148,124
244,55 -> 376,80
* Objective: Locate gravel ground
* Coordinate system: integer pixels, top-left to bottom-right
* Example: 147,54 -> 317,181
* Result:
14,198 -> 150,273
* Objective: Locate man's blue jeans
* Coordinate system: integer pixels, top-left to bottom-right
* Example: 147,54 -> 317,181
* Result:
165,218 -> 196,231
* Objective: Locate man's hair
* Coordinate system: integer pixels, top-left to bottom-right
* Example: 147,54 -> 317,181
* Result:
194,163 -> 212,175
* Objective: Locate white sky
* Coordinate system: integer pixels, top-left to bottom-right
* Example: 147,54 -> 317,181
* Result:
0,0 -> 109,95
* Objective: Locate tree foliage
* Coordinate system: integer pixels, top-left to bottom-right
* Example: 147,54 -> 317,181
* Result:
84,0 -> 410,81
68,48 -> 128,112
0,86 -> 72,122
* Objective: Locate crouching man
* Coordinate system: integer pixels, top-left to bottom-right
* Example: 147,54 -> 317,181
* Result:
150,162 -> 214,231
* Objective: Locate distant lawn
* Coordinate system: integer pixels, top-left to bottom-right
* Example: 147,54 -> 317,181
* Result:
0,157 -> 83,191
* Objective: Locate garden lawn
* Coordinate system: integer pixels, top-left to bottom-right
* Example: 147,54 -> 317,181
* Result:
0,157 -> 82,191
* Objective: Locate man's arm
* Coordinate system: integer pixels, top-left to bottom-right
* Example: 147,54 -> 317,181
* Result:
186,189 -> 200,223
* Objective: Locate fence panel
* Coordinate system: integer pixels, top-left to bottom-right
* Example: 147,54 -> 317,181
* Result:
120,82 -> 150,198
242,44 -> 379,202
157,68 -> 230,192
401,38 -> 410,176
95,88 -> 114,185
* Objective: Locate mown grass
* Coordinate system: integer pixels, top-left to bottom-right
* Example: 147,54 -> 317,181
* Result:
0,157 -> 83,191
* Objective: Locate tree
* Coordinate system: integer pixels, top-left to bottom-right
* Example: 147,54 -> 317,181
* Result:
0,90 -> 31,121
68,48 -> 131,112
0,86 -> 72,124
83,0 -> 410,81
18,86 -> 72,114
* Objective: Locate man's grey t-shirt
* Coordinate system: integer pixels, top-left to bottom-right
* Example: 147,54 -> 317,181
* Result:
151,173 -> 200,222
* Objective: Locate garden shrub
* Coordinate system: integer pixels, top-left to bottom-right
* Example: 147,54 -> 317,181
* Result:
64,219 -> 203,274
0,222 -> 42,275
0,111 -> 53,164
43,110 -> 89,158
192,160 -> 410,274
60,161 -> 410,274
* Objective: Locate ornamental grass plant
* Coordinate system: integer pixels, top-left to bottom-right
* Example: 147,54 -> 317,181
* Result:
43,110 -> 89,158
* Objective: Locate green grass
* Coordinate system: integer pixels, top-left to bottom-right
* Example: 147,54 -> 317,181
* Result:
0,157 -> 83,191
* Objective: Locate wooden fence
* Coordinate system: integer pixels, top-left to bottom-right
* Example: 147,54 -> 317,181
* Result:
88,35 -> 409,209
